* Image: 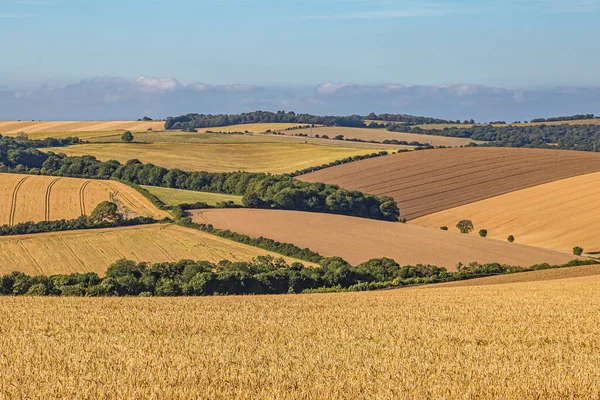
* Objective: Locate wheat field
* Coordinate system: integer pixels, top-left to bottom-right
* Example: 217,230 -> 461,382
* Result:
0,173 -> 167,225
0,224 -> 310,275
1,271 -> 599,399
43,143 -> 378,173
0,120 -> 165,134
141,185 -> 243,206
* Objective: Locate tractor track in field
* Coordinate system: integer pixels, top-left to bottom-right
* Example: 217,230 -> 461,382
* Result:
79,180 -> 92,216
8,176 -> 30,227
44,178 -> 62,221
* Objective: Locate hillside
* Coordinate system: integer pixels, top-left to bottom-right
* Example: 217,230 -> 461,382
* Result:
411,171 -> 600,253
0,120 -> 165,135
0,224 -> 311,276
0,173 -> 167,226
42,143 -> 378,173
299,147 -> 600,219
141,186 -> 243,207
190,209 -> 578,269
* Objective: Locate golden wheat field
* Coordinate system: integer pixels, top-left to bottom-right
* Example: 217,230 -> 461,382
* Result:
43,143 -> 378,173
0,173 -> 167,226
0,120 -> 165,134
0,224 -> 310,276
194,122 -> 311,133
1,272 -> 599,399
141,185 -> 243,206
411,171 -> 600,253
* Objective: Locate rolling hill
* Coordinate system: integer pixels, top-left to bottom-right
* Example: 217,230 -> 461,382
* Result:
299,147 -> 600,219
0,173 -> 167,226
190,209 -> 579,269
0,120 -> 165,135
411,171 -> 600,253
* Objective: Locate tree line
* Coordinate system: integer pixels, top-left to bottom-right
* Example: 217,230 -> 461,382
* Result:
530,114 -> 596,123
385,123 -> 600,151
0,256 -> 592,297
0,136 -> 400,221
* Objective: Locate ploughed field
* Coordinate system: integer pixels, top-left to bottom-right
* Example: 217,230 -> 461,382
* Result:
299,147 -> 600,219
0,173 -> 166,226
190,209 -> 578,270
42,143 -> 377,173
306,126 -> 483,147
0,224 -> 310,276
2,271 -> 599,399
412,171 -> 600,253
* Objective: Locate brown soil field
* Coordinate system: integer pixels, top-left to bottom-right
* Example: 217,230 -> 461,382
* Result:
0,173 -> 167,226
299,147 -> 600,219
2,275 -> 599,398
190,209 -> 579,270
305,126 -> 482,147
0,120 -> 165,134
0,224 -> 310,276
411,171 -> 600,253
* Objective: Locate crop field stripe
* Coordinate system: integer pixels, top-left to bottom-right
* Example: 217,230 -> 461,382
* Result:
9,177 -> 30,227
44,178 -> 62,221
79,180 -> 92,216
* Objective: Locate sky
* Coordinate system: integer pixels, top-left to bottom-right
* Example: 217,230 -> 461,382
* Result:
1,0 -> 600,120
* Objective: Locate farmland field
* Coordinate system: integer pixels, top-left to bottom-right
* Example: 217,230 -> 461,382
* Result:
1,273 -> 599,398
0,120 -> 165,135
0,173 -> 167,226
194,122 -> 311,133
43,143 -> 378,173
306,126 -> 483,146
390,119 -> 600,130
299,147 -> 600,219
412,171 -> 600,253
0,224 -> 310,276
190,209 -> 578,269
141,185 -> 243,206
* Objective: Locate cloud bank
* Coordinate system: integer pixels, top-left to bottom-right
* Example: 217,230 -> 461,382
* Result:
1,77 -> 599,122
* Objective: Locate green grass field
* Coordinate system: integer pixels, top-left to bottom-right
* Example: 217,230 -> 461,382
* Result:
43,142 -> 382,173
141,186 -> 243,206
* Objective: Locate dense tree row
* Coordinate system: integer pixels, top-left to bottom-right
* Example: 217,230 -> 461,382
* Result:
385,123 -> 600,151
288,151 -> 389,177
364,112 -> 458,125
0,138 -> 399,221
0,256 -> 591,297
530,114 -> 596,123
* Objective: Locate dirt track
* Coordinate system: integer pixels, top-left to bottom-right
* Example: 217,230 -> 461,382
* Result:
299,147 -> 600,219
190,209 -> 579,270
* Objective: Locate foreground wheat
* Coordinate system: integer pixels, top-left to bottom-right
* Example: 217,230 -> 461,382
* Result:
1,275 -> 599,399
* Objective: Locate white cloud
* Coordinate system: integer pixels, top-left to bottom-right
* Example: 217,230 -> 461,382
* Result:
135,76 -> 181,93
316,82 -> 352,95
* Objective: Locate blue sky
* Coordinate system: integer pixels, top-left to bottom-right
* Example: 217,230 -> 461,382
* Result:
1,0 -> 600,88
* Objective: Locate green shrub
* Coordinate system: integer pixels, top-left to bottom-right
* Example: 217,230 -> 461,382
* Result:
507,235 -> 515,243
456,220 -> 474,234
479,229 -> 488,238
573,246 -> 584,256
440,226 -> 448,231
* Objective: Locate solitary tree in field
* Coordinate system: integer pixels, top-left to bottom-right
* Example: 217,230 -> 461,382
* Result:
121,131 -> 134,143
573,246 -> 584,256
456,219 -> 474,234
507,235 -> 515,243
91,201 -> 121,222
479,229 -> 488,238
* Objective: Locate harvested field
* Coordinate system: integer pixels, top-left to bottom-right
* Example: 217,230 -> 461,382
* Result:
0,173 -> 167,225
412,171 -> 600,253
436,263 -> 600,287
141,185 -> 243,207
0,120 -> 165,134
195,123 -> 310,133
307,126 -> 482,147
43,143 -> 377,173
299,147 -> 600,219
0,224 -> 309,276
190,209 -> 579,270
395,119 -> 600,130
2,275 -> 600,398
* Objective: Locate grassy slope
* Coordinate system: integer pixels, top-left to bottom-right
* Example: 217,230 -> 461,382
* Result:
141,185 -> 243,206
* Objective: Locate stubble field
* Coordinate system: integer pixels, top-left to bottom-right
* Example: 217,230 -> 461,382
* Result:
299,147 -> 600,219
190,209 -> 578,269
0,224 -> 310,276
1,272 -> 599,399
0,173 -> 166,226
412,171 -> 600,253
0,120 -> 165,135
